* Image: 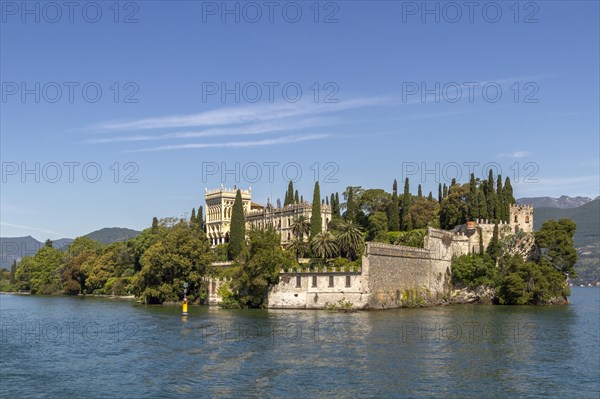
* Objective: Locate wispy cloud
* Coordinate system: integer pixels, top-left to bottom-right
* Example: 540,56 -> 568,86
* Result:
125,133 -> 330,153
86,118 -> 332,144
86,97 -> 386,133
1,222 -> 65,236
498,151 -> 532,158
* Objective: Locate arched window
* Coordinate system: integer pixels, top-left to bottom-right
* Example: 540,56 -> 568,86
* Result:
525,216 -> 530,223
514,215 -> 518,223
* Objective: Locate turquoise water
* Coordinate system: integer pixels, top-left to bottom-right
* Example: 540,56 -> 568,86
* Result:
1,288 -> 599,398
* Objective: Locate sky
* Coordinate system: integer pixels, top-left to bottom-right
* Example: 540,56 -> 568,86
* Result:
1,0 -> 599,240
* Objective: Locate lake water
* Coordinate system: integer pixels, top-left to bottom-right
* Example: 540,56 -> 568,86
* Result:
1,288 -> 599,398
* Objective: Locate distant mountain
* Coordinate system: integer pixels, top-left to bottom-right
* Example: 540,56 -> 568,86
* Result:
0,227 -> 140,269
517,195 -> 596,209
534,199 -> 600,284
84,227 -> 140,245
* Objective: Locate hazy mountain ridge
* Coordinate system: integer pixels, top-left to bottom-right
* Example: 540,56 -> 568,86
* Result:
517,195 -> 598,209
0,228 -> 140,269
534,199 -> 600,284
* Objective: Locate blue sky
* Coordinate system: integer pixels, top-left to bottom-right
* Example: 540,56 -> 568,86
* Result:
1,0 -> 599,240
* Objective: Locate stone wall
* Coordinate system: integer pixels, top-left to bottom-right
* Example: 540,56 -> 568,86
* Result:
268,271 -> 366,309
362,239 -> 452,309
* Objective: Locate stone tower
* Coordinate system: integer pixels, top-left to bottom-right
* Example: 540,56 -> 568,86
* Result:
509,204 -> 534,233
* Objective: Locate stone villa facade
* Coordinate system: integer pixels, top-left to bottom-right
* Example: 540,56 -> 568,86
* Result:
204,186 -> 332,246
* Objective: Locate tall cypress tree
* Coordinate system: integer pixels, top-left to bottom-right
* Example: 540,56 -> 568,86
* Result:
330,193 -> 335,210
228,189 -> 246,260
478,228 -> 484,256
401,178 -> 412,231
151,217 -> 159,234
334,192 -> 341,217
503,176 -> 515,208
417,184 -> 423,198
496,175 -> 504,222
428,191 -> 433,201
443,183 -> 448,198
197,206 -> 204,230
10,260 -> 16,285
294,190 -> 299,204
388,180 -> 400,231
393,179 -> 398,197
487,221 -> 501,261
284,181 -> 294,206
325,196 -> 329,206
438,183 -> 443,203
468,173 -> 478,220
486,169 -> 496,220
310,181 -> 322,240
345,187 -> 357,222
190,208 -> 196,227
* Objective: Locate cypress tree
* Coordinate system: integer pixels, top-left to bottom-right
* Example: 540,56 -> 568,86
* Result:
438,183 -> 443,203
401,178 -> 412,231
10,260 -> 16,285
428,191 -> 433,201
486,169 -> 496,219
300,195 -> 304,203
345,187 -> 357,222
310,181 -> 322,240
334,193 -> 341,217
388,180 -> 400,231
417,184 -> 423,198
503,176 -> 515,214
190,208 -> 196,227
152,217 -> 159,234
443,183 -> 448,198
330,193 -> 335,210
486,221 -> 501,261
468,173 -> 478,220
45,239 -> 53,248
496,175 -> 504,222
228,189 -> 246,260
284,181 -> 294,206
325,196 -> 329,206
294,190 -> 299,204
197,206 -> 204,229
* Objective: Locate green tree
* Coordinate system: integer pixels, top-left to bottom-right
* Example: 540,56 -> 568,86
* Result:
10,260 -> 16,285
400,178 -> 412,231
45,239 -> 53,248
406,196 -> 439,229
228,189 -> 246,260
294,190 -> 299,204
29,246 -> 65,294
334,192 -> 341,217
496,175 -> 505,221
284,181 -> 294,206
438,183 -> 443,203
62,236 -> 103,295
229,228 -> 295,308
291,215 -> 311,240
486,222 -> 501,261
535,219 -> 578,277
311,231 -> 339,259
134,221 -> 214,304
15,256 -> 36,291
417,184 -> 422,198
287,237 -> 308,261
151,217 -> 159,234
190,208 -> 197,227
367,211 -> 388,242
334,220 -> 364,260
310,181 -> 322,240
451,254 -> 496,289
344,186 -> 358,222
439,183 -> 469,229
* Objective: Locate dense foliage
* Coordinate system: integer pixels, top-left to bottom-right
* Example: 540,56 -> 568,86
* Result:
451,219 -> 576,304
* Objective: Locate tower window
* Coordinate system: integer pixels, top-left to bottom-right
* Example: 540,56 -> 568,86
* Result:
345,275 -> 351,287
312,276 -> 317,287
296,276 -> 301,288
525,216 -> 530,223
329,276 -> 334,287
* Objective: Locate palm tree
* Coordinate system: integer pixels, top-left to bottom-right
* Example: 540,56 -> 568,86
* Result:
290,215 -> 311,240
335,220 -> 364,260
311,231 -> 339,260
287,237 -> 308,261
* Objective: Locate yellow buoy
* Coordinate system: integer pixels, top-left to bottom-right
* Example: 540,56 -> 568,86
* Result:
182,297 -> 188,316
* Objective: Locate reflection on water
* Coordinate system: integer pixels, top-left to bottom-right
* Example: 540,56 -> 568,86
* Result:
1,288 -> 598,398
